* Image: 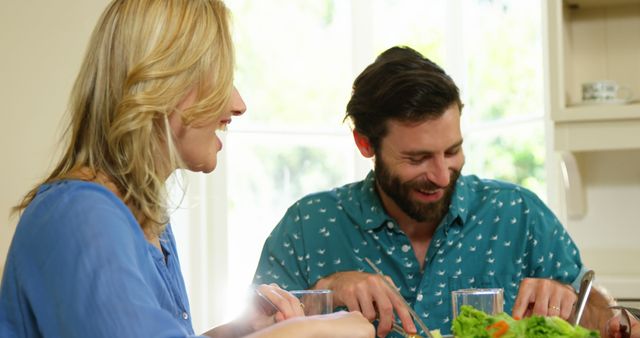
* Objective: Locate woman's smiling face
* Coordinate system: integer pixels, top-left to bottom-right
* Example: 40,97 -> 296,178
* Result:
169,86 -> 246,174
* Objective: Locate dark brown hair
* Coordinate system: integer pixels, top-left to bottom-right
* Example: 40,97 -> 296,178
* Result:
345,46 -> 463,151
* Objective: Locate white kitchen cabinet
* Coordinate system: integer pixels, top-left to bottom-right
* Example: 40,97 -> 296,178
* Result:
544,0 -> 640,300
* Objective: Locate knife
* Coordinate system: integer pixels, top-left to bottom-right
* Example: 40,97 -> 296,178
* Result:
572,269 -> 595,326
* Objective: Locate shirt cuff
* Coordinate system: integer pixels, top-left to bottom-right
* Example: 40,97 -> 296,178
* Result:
570,266 -> 591,292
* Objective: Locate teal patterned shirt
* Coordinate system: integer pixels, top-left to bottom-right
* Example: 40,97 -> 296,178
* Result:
253,171 -> 586,336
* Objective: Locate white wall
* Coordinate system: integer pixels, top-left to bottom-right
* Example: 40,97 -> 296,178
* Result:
0,1 -> 108,277
562,150 -> 640,299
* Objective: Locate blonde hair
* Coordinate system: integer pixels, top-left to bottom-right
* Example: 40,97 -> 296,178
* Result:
15,0 -> 234,236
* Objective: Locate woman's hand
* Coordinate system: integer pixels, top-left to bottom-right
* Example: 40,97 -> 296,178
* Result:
305,311 -> 375,338
248,284 -> 306,331
206,299 -> 374,338
244,311 -> 375,338
204,284 -> 308,338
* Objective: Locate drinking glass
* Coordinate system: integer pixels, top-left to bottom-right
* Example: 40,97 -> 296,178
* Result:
289,289 -> 333,315
451,288 -> 504,319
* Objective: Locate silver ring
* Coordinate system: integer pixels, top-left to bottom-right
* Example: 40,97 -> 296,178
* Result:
549,305 -> 561,311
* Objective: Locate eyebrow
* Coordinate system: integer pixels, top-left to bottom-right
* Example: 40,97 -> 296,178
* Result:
400,139 -> 464,156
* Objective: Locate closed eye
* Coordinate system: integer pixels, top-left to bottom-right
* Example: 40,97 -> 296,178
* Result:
445,146 -> 462,156
406,156 -> 429,164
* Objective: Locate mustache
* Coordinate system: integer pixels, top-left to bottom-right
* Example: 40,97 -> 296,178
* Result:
409,180 -> 445,191
407,175 -> 456,191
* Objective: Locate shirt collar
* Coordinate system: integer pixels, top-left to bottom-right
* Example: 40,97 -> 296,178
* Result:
338,170 -> 471,231
337,171 -> 391,231
442,174 -> 469,231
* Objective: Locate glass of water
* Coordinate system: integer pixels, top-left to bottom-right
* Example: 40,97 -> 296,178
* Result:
451,288 -> 504,319
289,289 -> 333,315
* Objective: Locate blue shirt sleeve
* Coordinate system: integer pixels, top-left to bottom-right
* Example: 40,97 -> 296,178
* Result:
0,182 -> 204,338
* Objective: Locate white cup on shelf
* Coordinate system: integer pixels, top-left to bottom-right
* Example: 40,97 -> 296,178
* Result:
581,80 -> 632,103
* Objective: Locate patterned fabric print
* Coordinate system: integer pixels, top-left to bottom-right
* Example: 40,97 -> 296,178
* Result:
253,171 -> 585,336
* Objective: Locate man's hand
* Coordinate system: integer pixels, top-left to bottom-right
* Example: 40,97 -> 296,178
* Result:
512,278 -> 577,320
314,271 -> 417,338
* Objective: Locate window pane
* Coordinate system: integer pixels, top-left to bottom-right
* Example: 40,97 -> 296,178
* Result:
460,0 -> 546,199
463,121 -> 547,199
371,0 -> 446,65
464,0 -> 543,123
225,132 -> 361,315
223,0 -> 361,319
227,0 -> 353,127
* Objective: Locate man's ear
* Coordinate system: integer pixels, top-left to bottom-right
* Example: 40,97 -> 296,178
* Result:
353,130 -> 375,158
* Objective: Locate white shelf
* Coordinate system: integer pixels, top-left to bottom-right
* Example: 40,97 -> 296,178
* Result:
555,103 -> 640,123
565,0 -> 640,9
554,117 -> 640,151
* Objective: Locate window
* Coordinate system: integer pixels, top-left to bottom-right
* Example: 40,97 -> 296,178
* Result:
460,0 -> 546,198
171,0 -> 545,332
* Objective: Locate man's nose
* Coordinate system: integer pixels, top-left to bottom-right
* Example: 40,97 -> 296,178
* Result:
426,155 -> 450,188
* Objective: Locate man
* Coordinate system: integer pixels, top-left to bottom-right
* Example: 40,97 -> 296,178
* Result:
253,46 -> 612,337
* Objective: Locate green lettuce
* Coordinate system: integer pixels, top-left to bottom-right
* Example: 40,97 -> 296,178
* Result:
452,305 -> 599,338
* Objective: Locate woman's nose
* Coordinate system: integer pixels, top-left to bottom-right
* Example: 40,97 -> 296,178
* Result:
231,86 -> 246,116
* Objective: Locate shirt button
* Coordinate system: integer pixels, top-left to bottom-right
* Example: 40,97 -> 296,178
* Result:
182,312 -> 189,320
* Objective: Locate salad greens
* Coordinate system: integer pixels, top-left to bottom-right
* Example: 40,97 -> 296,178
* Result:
451,305 -> 599,338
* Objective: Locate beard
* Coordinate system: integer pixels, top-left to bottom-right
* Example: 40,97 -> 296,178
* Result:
374,155 -> 461,223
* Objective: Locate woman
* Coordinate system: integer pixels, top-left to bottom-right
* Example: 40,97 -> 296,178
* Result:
0,1 -> 374,337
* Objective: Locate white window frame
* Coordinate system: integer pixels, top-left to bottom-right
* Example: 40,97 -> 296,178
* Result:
172,0 -> 552,332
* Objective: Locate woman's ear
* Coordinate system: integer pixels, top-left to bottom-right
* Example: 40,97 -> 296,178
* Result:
353,130 -> 374,158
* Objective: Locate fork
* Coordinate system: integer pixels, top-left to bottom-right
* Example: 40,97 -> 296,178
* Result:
572,270 -> 594,326
364,257 -> 434,338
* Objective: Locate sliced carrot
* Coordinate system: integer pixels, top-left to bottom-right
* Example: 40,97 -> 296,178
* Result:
486,320 -> 510,338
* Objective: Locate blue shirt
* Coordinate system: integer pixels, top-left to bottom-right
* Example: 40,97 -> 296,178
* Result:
0,180 -> 202,338
253,171 -> 587,336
